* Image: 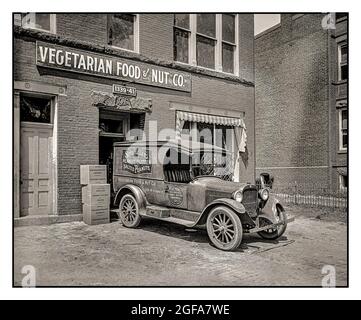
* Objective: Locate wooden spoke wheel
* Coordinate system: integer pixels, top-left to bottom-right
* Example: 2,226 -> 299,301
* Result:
257,208 -> 287,240
119,194 -> 142,228
206,206 -> 243,251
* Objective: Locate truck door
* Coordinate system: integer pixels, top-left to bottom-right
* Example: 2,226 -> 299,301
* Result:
161,148 -> 190,210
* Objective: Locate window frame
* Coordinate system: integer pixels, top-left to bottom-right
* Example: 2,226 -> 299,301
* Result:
195,14 -> 217,70
220,14 -> 238,75
173,14 -> 191,64
21,13 -> 56,34
107,13 -> 139,54
99,110 -> 130,139
338,107 -> 348,151
338,42 -> 348,82
173,14 -> 239,76
19,92 -> 55,126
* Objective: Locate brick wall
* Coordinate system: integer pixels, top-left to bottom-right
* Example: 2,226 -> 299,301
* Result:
54,13 -> 255,83
15,38 -> 104,215
255,167 -> 329,192
239,14 -> 255,82
56,14 -> 107,45
255,14 -> 331,189
139,14 -> 174,61
329,17 -> 348,193
14,14 -> 255,215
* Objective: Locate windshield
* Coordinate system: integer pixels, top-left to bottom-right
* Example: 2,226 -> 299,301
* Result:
192,151 -> 233,181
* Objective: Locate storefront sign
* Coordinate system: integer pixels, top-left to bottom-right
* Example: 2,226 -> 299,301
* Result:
36,41 -> 192,92
112,84 -> 137,97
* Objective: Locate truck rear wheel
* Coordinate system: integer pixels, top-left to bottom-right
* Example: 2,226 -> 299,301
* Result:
206,206 -> 243,251
119,194 -> 142,228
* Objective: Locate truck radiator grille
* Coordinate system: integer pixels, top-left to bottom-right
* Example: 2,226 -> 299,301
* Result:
242,189 -> 258,217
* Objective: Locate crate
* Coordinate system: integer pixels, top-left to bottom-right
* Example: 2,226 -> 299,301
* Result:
80,165 -> 107,185
82,196 -> 110,209
83,204 -> 110,225
81,184 -> 110,207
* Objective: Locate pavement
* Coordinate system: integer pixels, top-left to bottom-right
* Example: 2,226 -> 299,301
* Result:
13,205 -> 348,287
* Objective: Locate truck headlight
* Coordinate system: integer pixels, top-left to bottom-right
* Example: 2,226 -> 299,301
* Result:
233,191 -> 243,202
260,188 -> 269,201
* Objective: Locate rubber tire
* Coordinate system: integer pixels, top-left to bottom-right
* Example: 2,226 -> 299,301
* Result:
258,208 -> 287,240
119,194 -> 142,228
206,206 -> 243,251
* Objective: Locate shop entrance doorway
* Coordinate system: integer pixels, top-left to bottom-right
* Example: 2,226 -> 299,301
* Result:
19,95 -> 54,216
99,136 -> 124,191
98,110 -> 129,199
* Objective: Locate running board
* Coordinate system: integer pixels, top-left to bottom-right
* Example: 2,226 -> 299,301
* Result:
146,205 -> 171,219
113,205 -> 199,227
144,205 -> 199,227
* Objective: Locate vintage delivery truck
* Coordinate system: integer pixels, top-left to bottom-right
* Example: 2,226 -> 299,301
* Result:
112,140 -> 294,251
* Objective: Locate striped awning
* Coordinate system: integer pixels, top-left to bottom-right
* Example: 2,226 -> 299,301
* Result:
177,111 -> 245,127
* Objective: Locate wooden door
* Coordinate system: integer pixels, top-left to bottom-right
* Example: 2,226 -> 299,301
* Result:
20,123 -> 53,216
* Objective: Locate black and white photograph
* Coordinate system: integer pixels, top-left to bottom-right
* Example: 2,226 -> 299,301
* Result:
1,0 -> 360,302
10,11 -> 349,288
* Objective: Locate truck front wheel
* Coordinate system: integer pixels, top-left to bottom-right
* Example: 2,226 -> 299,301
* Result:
257,208 -> 287,240
206,206 -> 243,251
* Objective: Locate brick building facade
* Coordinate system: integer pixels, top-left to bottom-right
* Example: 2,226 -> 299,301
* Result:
255,13 -> 348,193
13,13 -> 255,221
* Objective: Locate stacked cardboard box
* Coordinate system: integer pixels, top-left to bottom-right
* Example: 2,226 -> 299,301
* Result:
80,165 -> 110,225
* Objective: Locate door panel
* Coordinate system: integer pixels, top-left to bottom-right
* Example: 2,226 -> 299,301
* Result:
187,182 -> 207,212
20,124 -> 53,216
164,182 -> 188,209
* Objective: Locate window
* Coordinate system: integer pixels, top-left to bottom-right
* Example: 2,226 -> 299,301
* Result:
180,120 -> 235,180
20,95 -> 52,123
173,14 -> 238,75
339,108 -> 348,151
108,14 -> 139,52
174,14 -> 190,63
20,13 -> 56,33
99,110 -> 128,138
99,119 -> 124,134
180,120 -> 191,136
338,42 -> 348,81
222,14 -> 236,74
196,14 -> 216,69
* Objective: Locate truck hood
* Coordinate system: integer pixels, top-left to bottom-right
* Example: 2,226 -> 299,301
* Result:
191,176 -> 248,194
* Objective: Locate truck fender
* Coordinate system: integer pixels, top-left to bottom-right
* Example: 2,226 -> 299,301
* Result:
113,184 -> 147,215
259,194 -> 286,223
193,198 -> 255,227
